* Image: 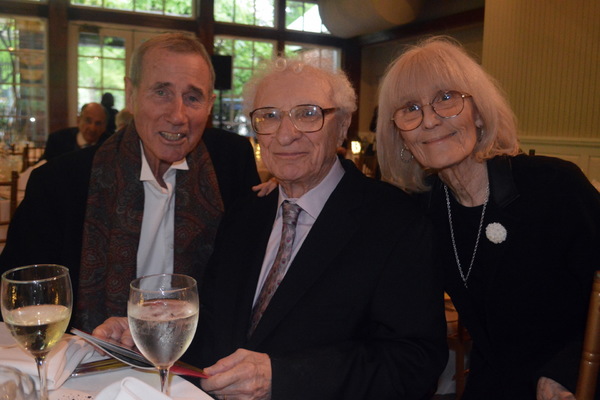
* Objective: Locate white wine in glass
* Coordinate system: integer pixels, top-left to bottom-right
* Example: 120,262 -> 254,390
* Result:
128,274 -> 198,394
1,264 -> 72,400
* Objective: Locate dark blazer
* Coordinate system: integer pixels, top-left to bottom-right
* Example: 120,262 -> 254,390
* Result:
418,154 -> 600,399
192,160 -> 448,400
41,126 -> 111,161
0,128 -> 260,311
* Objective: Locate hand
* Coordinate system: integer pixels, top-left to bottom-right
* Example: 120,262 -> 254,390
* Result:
92,316 -> 135,349
252,178 -> 278,197
536,377 -> 576,400
200,348 -> 272,400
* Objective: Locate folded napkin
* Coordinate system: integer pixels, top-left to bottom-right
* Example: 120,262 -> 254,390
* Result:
97,377 -> 172,400
0,324 -> 96,390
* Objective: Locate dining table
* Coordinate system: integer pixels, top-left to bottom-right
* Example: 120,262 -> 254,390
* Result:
0,322 -> 211,400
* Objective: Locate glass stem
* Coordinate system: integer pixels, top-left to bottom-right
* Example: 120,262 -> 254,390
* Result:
159,368 -> 170,394
35,355 -> 49,400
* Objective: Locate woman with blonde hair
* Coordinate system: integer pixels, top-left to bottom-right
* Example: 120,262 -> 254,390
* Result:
377,36 -> 600,399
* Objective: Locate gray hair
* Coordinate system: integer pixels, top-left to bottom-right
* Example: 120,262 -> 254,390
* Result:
242,57 -> 357,121
376,36 -> 520,193
129,33 -> 215,92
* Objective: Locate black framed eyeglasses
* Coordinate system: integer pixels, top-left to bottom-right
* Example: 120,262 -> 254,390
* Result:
391,91 -> 472,131
250,104 -> 337,135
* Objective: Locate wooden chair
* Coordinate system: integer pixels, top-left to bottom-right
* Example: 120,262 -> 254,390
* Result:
576,270 -> 600,400
447,316 -> 471,400
0,170 -> 19,244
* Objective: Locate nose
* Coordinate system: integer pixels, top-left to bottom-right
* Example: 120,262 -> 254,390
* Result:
166,97 -> 186,125
274,113 -> 302,145
421,103 -> 441,129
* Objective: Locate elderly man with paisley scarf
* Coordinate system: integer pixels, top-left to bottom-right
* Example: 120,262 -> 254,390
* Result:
0,33 -> 260,332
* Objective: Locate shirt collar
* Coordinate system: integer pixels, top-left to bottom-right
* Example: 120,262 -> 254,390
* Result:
139,141 -> 189,183
278,157 -> 345,220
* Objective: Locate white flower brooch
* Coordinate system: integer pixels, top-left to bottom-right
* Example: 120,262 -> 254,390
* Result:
485,222 -> 507,244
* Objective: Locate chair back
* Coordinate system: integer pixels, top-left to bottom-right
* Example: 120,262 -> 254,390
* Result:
0,170 -> 19,244
576,270 -> 600,400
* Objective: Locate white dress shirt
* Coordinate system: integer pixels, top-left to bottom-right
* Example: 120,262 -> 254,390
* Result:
136,144 -> 188,278
252,158 -> 345,305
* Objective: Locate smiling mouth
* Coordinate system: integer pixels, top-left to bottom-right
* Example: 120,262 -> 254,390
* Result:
159,131 -> 186,141
422,131 -> 456,144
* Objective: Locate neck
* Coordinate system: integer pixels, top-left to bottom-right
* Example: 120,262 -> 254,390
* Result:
439,157 -> 489,207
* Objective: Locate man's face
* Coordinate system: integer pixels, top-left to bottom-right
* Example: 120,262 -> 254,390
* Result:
126,47 -> 215,175
78,103 -> 107,144
255,70 -> 346,196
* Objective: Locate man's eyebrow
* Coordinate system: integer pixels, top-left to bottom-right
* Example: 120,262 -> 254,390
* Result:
150,82 -> 172,90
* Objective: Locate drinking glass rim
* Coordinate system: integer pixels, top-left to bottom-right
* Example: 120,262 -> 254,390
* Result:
1,264 -> 70,284
130,273 -> 197,293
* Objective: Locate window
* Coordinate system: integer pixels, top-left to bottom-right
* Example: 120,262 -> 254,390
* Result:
70,0 -> 194,18
286,1 -> 329,33
0,17 -> 47,147
214,0 -> 275,28
77,29 -> 127,112
213,36 -> 275,136
284,43 -> 340,70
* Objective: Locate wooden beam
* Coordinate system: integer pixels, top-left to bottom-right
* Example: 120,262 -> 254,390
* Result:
355,7 -> 485,47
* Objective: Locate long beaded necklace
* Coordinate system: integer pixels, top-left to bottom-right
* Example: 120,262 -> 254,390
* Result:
443,183 -> 489,288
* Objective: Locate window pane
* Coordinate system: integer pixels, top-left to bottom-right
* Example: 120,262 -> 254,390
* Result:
286,1 -> 329,33
71,0 -> 193,17
102,59 -> 125,89
77,31 -> 127,112
103,36 -> 126,58
214,36 -> 275,136
105,0 -> 134,11
284,44 -> 340,71
0,17 -> 47,146
215,0 -> 274,28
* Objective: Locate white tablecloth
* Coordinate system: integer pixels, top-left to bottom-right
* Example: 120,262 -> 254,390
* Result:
0,322 -> 210,399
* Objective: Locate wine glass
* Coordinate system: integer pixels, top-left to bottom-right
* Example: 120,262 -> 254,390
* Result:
1,264 -> 72,400
128,273 -> 199,394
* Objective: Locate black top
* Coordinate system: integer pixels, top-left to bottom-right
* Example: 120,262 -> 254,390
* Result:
417,154 -> 600,399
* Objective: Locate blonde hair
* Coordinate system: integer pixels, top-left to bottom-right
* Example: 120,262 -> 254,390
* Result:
376,36 -> 520,193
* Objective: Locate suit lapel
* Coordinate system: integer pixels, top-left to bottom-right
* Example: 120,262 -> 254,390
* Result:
248,164 -> 366,346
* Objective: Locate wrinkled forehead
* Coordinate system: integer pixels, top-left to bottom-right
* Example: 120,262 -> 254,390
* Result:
391,57 -> 470,107
256,69 -> 334,107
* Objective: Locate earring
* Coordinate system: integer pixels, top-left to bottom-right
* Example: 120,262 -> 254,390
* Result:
400,146 -> 413,163
477,126 -> 485,142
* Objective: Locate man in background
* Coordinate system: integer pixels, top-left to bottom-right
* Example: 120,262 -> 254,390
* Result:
41,102 -> 110,161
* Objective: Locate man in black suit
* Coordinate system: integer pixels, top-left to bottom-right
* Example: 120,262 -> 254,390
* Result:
95,58 -> 448,399
0,33 -> 260,332
41,102 -> 110,161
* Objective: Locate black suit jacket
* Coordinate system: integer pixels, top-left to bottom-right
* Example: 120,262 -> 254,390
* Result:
192,160 -> 448,400
41,126 -> 111,161
0,128 -> 260,311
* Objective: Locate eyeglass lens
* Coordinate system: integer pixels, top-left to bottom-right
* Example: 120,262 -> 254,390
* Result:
393,91 -> 468,131
251,105 -> 325,134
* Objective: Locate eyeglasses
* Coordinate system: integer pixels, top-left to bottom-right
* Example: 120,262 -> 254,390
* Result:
250,104 -> 337,135
391,91 -> 472,131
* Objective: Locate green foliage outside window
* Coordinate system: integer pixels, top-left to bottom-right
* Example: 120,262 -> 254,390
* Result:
77,32 -> 126,112
71,0 -> 192,17
0,17 -> 47,146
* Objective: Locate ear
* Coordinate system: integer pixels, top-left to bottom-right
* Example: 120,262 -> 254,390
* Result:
337,114 -> 351,147
125,77 -> 135,111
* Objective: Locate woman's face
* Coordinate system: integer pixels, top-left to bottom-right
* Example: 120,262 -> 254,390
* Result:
398,89 -> 482,171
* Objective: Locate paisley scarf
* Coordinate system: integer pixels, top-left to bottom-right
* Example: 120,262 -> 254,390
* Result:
75,123 -> 224,331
